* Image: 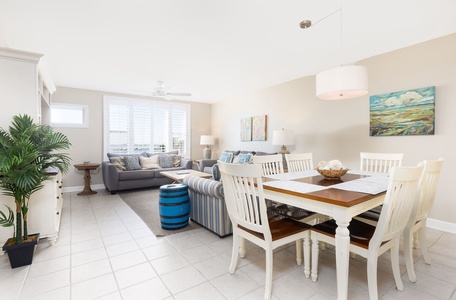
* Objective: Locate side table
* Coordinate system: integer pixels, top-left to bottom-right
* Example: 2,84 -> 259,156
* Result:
74,163 -> 100,196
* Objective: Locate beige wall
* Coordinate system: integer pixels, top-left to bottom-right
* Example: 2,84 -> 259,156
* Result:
212,33 -> 456,229
52,88 -> 212,188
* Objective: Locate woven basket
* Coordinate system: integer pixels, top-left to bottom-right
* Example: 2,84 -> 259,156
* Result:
317,168 -> 348,180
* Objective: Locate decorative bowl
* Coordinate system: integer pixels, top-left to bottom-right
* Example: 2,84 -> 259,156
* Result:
316,168 -> 349,180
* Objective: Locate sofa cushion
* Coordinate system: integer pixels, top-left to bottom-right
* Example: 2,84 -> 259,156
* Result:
118,169 -> 157,181
124,156 -> 142,171
109,156 -> 126,171
158,155 -> 175,168
139,156 -> 161,169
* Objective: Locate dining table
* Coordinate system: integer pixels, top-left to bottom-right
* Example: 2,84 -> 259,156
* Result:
259,169 -> 389,300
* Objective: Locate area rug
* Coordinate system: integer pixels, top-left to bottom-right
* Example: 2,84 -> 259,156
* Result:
118,187 -> 202,237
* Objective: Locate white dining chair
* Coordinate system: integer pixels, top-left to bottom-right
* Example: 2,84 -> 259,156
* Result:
404,158 -> 444,282
257,153 -> 322,258
360,152 -> 404,173
218,162 -> 311,300
285,153 -> 314,172
310,165 -> 423,300
252,154 -> 284,175
355,152 -> 404,226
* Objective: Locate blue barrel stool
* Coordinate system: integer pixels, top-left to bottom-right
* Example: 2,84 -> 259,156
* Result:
159,184 -> 190,229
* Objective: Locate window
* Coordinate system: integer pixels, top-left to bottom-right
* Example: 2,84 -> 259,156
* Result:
51,104 -> 88,128
103,96 -> 190,158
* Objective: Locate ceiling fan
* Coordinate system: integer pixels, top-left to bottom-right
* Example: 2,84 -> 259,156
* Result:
144,81 -> 192,98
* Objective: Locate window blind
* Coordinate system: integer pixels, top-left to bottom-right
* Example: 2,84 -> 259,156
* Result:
103,96 -> 190,158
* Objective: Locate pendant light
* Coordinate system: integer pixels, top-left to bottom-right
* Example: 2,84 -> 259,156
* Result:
301,5 -> 368,100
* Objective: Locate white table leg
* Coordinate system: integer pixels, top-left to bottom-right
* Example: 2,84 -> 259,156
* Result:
335,218 -> 351,300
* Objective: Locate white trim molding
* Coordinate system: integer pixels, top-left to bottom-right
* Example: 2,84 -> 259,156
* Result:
427,218 -> 456,234
63,184 -> 105,194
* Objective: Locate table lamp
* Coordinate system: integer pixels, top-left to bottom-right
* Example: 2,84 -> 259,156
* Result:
200,135 -> 214,159
272,129 -> 295,171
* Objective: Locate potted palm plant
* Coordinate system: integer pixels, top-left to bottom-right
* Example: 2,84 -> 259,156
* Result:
0,114 -> 71,268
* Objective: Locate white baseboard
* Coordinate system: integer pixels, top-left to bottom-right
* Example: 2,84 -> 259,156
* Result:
427,218 -> 456,234
62,184 -> 105,194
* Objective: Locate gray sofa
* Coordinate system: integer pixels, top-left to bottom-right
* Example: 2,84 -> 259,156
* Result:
102,151 -> 192,194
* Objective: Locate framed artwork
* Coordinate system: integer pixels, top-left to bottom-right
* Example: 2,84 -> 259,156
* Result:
240,117 -> 252,141
369,86 -> 435,136
252,115 -> 267,141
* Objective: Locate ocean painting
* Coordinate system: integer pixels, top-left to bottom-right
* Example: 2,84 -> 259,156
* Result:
369,86 -> 435,136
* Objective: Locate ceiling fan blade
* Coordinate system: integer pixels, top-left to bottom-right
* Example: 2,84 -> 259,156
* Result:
166,92 -> 192,97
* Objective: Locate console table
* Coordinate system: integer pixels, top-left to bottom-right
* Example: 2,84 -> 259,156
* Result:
74,163 -> 100,196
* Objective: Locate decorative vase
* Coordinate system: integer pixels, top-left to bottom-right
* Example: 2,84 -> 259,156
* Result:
2,233 -> 40,268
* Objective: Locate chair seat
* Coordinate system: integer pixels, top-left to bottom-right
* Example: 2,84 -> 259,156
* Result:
269,204 -> 317,221
312,219 -> 377,249
356,210 -> 381,222
239,217 -> 310,241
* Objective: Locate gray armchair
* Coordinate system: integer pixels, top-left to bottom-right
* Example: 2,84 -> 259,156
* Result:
183,175 -> 232,237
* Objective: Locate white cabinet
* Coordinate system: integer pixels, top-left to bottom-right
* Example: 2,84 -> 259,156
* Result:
0,172 -> 63,245
0,47 -> 56,129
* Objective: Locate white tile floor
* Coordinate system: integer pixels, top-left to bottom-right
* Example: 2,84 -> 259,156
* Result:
1,189 -> 456,300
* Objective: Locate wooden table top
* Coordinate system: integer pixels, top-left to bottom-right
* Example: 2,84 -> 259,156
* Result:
74,163 -> 100,170
262,173 -> 386,208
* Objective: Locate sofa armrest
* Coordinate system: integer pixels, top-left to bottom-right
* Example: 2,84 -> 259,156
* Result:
183,176 -> 223,199
102,161 -> 120,192
180,158 -> 192,169
198,159 -> 217,173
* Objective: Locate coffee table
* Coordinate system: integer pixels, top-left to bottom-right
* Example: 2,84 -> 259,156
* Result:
160,170 -> 212,183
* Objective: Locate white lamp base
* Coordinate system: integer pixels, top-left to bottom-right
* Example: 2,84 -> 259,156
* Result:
203,147 -> 212,159
279,145 -> 290,172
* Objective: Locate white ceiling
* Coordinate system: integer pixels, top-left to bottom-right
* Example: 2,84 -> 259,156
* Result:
1,0 -> 456,103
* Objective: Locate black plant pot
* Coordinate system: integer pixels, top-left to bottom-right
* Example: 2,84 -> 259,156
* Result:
2,233 -> 40,268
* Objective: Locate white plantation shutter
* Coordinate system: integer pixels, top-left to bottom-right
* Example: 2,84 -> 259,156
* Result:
107,102 -> 130,153
103,96 -> 190,158
171,106 -> 188,155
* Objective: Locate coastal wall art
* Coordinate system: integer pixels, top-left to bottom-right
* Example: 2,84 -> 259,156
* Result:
252,115 -> 267,141
369,86 -> 435,136
240,117 -> 252,141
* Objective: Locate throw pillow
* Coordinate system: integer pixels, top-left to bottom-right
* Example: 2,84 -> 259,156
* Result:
172,155 -> 182,167
219,151 -> 234,163
139,156 -> 160,169
159,155 -> 175,168
124,156 -> 142,171
109,156 -> 126,171
235,153 -> 252,164
212,164 -> 221,181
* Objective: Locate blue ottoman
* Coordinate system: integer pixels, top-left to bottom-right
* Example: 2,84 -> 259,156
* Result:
159,184 -> 190,229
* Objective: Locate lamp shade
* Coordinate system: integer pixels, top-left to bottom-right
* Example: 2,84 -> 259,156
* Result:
316,65 -> 368,100
272,130 -> 295,146
200,135 -> 214,145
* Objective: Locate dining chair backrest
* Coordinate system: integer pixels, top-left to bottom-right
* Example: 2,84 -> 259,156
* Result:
409,158 -> 444,226
370,165 -> 423,249
252,154 -> 284,176
218,162 -> 271,240
360,152 -> 403,173
285,153 -> 314,172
